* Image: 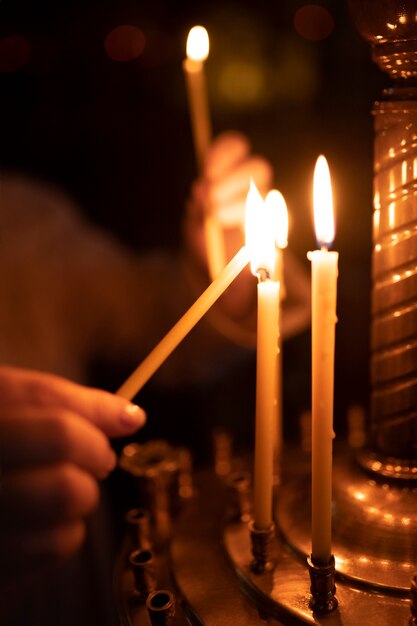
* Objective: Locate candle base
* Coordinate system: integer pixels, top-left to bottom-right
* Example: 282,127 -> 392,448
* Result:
146,589 -> 176,625
248,520 -> 276,574
307,554 -> 338,614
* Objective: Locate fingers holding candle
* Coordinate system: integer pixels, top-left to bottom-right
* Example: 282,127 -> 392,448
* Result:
0,366 -> 147,589
0,366 -> 147,438
184,132 -> 274,270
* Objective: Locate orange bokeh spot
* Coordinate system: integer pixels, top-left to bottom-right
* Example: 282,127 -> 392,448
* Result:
0,35 -> 30,72
104,25 -> 145,62
294,5 -> 334,42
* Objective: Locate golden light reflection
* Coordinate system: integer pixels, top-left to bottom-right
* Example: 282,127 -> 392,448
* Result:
402,160 -> 408,184
389,202 -> 396,229
313,155 -> 334,247
353,490 -> 366,501
373,210 -> 380,234
186,26 -> 209,62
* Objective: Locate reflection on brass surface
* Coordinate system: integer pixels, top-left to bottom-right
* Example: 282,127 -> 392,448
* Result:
371,98 -> 417,459
277,450 -> 417,593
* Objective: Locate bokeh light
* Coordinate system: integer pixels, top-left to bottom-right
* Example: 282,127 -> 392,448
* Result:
104,25 -> 145,62
0,35 -> 30,72
219,60 -> 265,106
294,5 -> 334,42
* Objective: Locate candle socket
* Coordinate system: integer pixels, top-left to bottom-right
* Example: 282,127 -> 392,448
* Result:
128,548 -> 157,603
249,520 -> 276,574
146,589 -> 176,625
409,575 -> 417,625
226,470 -> 252,523
125,507 -> 152,550
307,554 -> 338,614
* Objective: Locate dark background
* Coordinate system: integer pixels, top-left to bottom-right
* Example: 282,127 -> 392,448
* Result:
0,0 -> 387,457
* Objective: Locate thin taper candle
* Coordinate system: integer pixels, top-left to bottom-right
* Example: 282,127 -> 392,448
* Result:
253,276 -> 280,529
247,181 -> 280,529
308,155 -> 338,565
116,246 -> 249,400
183,25 -> 226,278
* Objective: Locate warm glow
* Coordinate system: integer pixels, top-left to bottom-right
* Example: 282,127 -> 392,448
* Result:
265,189 -> 289,249
313,155 -> 335,247
186,26 -> 209,62
245,180 -> 276,276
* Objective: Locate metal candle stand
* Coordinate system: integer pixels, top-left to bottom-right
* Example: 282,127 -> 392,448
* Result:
114,438 -> 416,625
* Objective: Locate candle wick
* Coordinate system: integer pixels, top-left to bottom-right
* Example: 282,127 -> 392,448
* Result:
256,268 -> 270,283
320,245 -> 328,252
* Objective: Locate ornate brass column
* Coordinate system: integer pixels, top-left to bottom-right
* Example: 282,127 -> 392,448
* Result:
348,0 -> 417,462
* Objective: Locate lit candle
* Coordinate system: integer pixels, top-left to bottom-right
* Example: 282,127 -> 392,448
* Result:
307,155 -> 338,565
183,25 -> 211,172
265,190 -> 288,465
247,181 -> 280,530
183,25 -> 226,279
116,246 -> 249,401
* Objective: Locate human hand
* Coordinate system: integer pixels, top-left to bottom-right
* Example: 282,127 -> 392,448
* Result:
183,131 -> 273,332
183,131 -> 310,345
0,366 -> 146,588
184,130 -> 273,270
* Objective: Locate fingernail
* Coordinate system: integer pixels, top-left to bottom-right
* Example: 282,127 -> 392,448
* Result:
120,403 -> 146,429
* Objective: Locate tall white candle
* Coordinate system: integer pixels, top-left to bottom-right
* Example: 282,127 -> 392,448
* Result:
308,155 -> 338,565
183,25 -> 226,279
246,181 -> 280,530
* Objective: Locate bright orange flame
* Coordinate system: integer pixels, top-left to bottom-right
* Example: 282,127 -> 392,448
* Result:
245,180 -> 276,276
265,189 -> 288,249
186,26 -> 209,62
313,155 -> 335,247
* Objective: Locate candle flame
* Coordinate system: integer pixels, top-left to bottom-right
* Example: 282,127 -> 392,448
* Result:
313,155 -> 335,248
245,180 -> 276,276
186,26 -> 209,62
265,189 -> 288,249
